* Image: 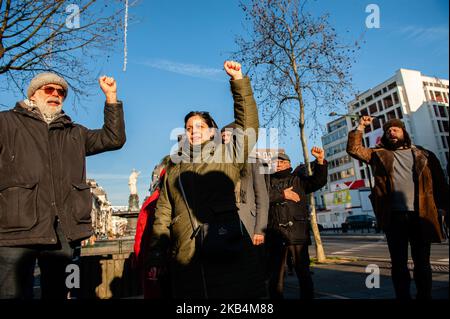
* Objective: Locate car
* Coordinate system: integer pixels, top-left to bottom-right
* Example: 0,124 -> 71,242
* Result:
341,214 -> 377,232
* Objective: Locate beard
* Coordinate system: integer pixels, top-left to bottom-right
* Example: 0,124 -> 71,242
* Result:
36,101 -> 62,117
385,136 -> 405,150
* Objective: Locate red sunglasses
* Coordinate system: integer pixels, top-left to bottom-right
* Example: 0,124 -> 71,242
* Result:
39,86 -> 66,97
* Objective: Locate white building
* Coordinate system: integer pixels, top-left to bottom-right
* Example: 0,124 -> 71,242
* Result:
316,68 -> 449,229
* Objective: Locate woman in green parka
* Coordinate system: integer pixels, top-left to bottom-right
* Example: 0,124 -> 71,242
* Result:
147,61 -> 266,299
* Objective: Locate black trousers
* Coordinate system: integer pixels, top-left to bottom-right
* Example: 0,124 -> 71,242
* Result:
385,211 -> 432,300
0,220 -> 81,299
267,242 -> 314,299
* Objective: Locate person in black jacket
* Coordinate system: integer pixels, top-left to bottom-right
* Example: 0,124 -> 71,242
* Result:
266,147 -> 327,299
0,73 -> 126,299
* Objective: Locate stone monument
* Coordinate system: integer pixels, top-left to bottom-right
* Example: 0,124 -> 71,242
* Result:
128,168 -> 141,211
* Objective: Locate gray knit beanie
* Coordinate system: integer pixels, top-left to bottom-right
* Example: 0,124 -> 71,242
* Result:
27,72 -> 69,99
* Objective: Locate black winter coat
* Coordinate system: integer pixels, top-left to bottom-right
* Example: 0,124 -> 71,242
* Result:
0,101 -> 126,246
267,161 -> 327,245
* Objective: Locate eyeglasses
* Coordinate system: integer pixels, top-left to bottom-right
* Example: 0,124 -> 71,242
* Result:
39,86 -> 66,98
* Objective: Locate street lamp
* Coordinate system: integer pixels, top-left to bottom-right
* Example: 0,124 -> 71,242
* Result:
328,112 -> 361,120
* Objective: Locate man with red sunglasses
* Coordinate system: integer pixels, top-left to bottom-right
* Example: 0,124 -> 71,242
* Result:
0,72 -> 126,298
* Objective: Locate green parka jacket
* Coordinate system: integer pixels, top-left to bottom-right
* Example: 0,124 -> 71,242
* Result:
148,77 -> 266,298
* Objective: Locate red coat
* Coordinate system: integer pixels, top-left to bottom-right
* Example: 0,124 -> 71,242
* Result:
134,186 -> 162,262
133,168 -> 169,298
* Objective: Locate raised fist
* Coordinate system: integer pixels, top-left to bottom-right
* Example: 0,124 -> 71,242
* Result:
224,61 -> 243,80
311,146 -> 325,164
99,75 -> 117,103
358,115 -> 373,129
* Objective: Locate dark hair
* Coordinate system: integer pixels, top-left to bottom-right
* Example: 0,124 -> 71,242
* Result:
184,111 -> 218,129
380,127 -> 412,149
221,122 -> 237,133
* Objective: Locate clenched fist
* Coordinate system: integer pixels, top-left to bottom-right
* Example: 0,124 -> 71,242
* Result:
311,146 -> 325,164
224,61 -> 243,81
358,115 -> 373,131
99,75 -> 117,103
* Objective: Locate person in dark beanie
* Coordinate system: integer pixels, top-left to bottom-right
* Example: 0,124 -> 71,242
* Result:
0,73 -> 126,298
266,148 -> 327,299
347,116 -> 449,299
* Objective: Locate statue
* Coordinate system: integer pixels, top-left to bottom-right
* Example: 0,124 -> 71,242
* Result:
128,168 -> 141,211
128,169 -> 141,195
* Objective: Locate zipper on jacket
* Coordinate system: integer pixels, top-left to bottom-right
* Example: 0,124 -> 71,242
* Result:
10,129 -> 17,162
46,125 -> 60,243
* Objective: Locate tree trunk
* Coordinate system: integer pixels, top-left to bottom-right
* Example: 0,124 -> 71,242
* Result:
298,96 -> 327,263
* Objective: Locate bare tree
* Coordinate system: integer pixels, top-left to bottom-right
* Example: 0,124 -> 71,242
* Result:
0,0 -> 134,107
234,0 -> 360,262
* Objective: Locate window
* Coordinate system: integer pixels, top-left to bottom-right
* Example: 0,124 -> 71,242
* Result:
393,92 -> 400,104
377,100 -> 383,112
366,95 -> 373,102
441,136 -> 448,148
360,169 -> 366,179
434,104 -> 440,117
374,90 -> 382,97
382,87 -> 387,93
396,107 -> 403,119
372,117 -> 381,130
443,121 -> 449,133
387,110 -> 396,120
379,116 -> 385,126
360,109 -> 368,117
435,91 -> 444,103
348,168 -> 354,176
383,95 -> 394,108
368,103 -> 377,114
388,82 -> 397,90
438,104 -> 447,118
429,90 -> 435,101
364,124 -> 371,134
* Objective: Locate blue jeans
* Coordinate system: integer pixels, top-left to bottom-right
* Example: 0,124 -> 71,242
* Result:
0,220 -> 81,299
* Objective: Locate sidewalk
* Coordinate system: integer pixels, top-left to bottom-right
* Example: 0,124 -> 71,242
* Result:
283,258 -> 449,299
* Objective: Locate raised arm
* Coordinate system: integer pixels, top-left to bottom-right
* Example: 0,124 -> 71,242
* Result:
85,76 -> 126,156
347,116 -> 374,164
224,61 -> 259,165
301,147 -> 328,194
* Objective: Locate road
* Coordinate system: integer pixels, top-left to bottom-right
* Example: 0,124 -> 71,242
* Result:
281,232 -> 449,299
311,233 -> 449,264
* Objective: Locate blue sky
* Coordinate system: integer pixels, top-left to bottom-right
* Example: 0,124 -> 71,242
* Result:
1,0 -> 448,205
